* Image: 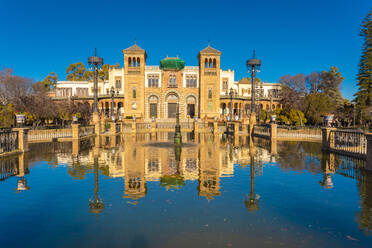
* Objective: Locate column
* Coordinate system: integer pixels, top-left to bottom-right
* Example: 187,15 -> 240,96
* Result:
322,127 -> 337,151
14,128 -> 29,152
72,123 -> 80,139
270,123 -> 277,141
110,122 -> 117,135
213,120 -> 218,135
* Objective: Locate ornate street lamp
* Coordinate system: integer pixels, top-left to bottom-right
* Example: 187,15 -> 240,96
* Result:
110,86 -> 116,121
229,87 -> 234,121
246,50 -> 261,116
88,48 -> 104,113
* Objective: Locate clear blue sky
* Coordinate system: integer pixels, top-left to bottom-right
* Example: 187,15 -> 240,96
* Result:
1,0 -> 371,99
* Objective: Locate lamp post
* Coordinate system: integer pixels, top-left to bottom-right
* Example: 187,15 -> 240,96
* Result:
110,86 -> 115,121
88,48 -> 104,114
246,50 -> 261,118
229,88 -> 234,121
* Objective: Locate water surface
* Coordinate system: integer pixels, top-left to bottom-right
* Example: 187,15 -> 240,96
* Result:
0,133 -> 371,248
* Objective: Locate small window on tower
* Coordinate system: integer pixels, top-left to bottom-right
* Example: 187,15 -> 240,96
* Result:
208,88 -> 212,99
132,87 -> 136,99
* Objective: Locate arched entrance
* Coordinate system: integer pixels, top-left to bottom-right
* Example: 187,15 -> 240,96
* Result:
148,95 -> 159,119
186,95 -> 196,118
166,93 -> 179,118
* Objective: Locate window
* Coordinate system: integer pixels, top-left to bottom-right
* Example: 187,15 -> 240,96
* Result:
132,87 -> 136,98
186,75 -> 197,88
208,88 -> 212,99
150,103 -> 157,118
148,74 -> 159,88
115,79 -> 121,89
222,80 -> 228,90
168,75 -> 177,88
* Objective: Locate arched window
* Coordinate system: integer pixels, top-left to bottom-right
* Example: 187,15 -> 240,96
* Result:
209,58 -> 212,68
128,57 -> 132,67
205,58 -> 208,68
168,75 -> 177,88
213,59 -> 216,68
137,57 -> 140,67
272,104 -> 275,110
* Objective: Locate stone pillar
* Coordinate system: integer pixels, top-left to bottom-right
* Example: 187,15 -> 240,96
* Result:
270,123 -> 277,141
322,127 -> 337,151
72,139 -> 80,156
204,118 -> 209,133
110,122 -> 117,135
194,119 -> 199,133
71,123 -> 80,139
14,128 -> 29,152
100,114 -> 106,133
242,118 -> 249,135
92,112 -> 101,136
234,122 -> 240,135
366,133 -> 372,171
213,121 -> 218,135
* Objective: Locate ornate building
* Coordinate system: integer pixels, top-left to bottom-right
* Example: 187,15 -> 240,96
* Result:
53,43 -> 281,121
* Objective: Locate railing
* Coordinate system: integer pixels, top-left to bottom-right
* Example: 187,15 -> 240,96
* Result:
79,126 -> 95,137
0,156 -> 19,181
277,126 -> 321,140
0,131 -> 19,154
253,125 -> 270,138
137,123 -> 152,130
330,130 -> 367,157
28,129 -> 72,141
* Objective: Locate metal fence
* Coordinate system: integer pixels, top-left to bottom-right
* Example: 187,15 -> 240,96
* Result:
277,126 -> 321,140
79,126 -> 95,137
28,129 -> 72,141
330,130 -> 367,156
0,156 -> 19,181
253,125 -> 270,138
0,131 -> 19,154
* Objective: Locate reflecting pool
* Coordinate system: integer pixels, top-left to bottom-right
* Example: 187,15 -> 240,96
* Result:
1,133 -> 372,248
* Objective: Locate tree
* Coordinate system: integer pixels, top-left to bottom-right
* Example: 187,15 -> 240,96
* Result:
0,68 -> 32,106
41,72 -> 58,90
98,63 -> 120,81
66,62 -> 92,81
355,10 -> 372,110
303,93 -> 334,125
306,71 -> 321,93
318,66 -> 344,109
279,74 -> 307,125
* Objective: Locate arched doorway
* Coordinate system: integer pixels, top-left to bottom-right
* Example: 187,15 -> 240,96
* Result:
148,95 -> 159,119
166,93 -> 179,118
186,95 -> 196,118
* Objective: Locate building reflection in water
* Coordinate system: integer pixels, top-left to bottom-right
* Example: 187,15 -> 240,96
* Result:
2,133 -> 372,235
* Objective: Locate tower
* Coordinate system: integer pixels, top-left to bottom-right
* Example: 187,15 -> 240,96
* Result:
198,44 -> 221,119
123,43 -> 147,118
